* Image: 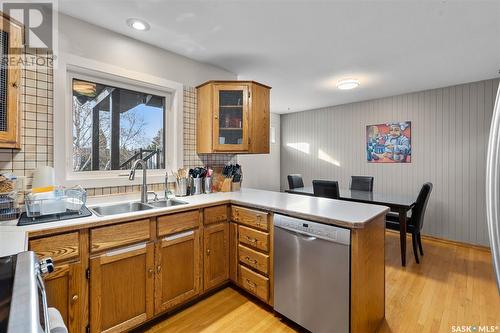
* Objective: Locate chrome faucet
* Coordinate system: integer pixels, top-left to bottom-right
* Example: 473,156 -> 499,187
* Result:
129,159 -> 148,203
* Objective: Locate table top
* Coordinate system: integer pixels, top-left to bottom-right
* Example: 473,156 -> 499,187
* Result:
286,186 -> 416,209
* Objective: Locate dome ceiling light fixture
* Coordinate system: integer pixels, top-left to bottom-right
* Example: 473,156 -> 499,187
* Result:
336,78 -> 360,90
126,18 -> 150,31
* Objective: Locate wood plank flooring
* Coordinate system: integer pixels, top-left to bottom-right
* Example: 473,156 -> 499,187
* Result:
143,232 -> 500,333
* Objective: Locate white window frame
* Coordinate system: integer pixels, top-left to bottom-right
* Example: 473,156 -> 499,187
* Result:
54,53 -> 183,188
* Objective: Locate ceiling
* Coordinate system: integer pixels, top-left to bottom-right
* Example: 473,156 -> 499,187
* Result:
59,1 -> 500,114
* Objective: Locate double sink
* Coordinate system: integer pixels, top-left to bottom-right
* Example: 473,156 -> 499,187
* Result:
90,199 -> 188,217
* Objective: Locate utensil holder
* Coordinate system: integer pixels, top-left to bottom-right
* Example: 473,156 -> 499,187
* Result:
204,177 -> 212,194
192,178 -> 202,195
176,178 -> 188,196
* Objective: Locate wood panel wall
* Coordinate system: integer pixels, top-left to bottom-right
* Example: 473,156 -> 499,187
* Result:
280,78 -> 500,246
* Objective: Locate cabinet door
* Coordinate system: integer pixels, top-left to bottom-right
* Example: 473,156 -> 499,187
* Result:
229,222 -> 238,283
44,262 -> 84,333
213,85 -> 249,152
90,242 -> 154,333
155,229 -> 201,314
0,16 -> 22,148
203,222 -> 229,290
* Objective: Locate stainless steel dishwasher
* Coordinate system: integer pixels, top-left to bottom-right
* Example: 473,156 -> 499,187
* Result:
274,214 -> 351,333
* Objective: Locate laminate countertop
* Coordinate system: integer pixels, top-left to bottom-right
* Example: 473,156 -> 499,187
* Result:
0,188 -> 389,256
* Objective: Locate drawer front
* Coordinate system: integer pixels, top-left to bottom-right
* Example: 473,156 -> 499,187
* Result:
231,206 -> 269,231
204,205 -> 227,225
91,219 -> 150,253
238,225 -> 269,252
238,244 -> 269,275
29,232 -> 79,263
158,210 -> 200,236
239,264 -> 269,301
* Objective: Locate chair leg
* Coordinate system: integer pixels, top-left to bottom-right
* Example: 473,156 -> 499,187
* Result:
417,233 -> 424,256
412,233 -> 420,264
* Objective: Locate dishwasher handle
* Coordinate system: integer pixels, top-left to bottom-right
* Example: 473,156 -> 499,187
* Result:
275,225 -> 317,241
274,214 -> 351,245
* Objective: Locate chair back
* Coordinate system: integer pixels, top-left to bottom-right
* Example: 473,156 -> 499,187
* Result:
412,182 -> 433,231
287,174 -> 304,190
312,180 -> 340,199
350,176 -> 374,192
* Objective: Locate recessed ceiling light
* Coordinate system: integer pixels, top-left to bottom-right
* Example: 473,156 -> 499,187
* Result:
126,18 -> 150,31
336,79 -> 360,90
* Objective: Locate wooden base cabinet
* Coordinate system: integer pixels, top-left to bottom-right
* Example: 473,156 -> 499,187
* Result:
90,242 -> 155,333
155,229 -> 201,313
29,231 -> 87,333
203,222 -> 229,291
44,261 -> 84,333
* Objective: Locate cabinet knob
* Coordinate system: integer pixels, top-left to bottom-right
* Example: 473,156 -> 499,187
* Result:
148,268 -> 154,276
206,249 -> 211,255
71,294 -> 78,303
157,265 -> 162,273
214,115 -> 219,119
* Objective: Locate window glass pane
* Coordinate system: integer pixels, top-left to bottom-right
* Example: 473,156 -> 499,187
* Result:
72,78 -> 165,172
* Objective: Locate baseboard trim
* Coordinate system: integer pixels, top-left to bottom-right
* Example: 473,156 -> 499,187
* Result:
385,229 -> 491,252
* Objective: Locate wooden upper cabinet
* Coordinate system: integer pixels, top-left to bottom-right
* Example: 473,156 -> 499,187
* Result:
0,14 -> 22,149
196,81 -> 271,154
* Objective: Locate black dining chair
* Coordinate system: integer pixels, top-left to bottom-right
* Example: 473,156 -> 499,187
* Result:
287,174 -> 304,190
312,180 -> 340,199
350,176 -> 374,192
386,182 -> 433,264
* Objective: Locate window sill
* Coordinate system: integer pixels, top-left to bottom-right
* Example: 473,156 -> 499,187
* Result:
62,172 -> 167,188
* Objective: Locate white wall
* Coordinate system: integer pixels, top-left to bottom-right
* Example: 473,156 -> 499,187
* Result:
281,79 -> 499,246
58,14 -> 236,87
54,14 -> 237,186
239,113 -> 280,191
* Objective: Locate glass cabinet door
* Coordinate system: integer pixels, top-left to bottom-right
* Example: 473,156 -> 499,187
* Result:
213,85 -> 249,151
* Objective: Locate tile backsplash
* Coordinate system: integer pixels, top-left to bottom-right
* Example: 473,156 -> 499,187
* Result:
0,65 -> 236,197
0,52 -> 53,187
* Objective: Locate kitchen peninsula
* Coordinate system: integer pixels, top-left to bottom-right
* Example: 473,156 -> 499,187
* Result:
0,188 -> 388,333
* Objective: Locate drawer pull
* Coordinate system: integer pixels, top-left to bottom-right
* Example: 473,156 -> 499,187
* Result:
105,242 -> 146,257
244,256 -> 258,265
245,236 -> 258,243
245,278 -> 257,288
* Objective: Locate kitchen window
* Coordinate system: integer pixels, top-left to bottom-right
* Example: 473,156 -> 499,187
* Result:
72,78 -> 166,172
55,59 -> 183,188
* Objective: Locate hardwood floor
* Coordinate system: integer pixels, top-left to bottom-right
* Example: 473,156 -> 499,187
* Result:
143,232 -> 500,333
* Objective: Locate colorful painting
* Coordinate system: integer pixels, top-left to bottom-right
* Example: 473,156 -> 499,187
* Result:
366,122 -> 411,163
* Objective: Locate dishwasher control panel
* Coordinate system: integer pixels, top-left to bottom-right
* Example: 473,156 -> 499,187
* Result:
274,214 -> 351,245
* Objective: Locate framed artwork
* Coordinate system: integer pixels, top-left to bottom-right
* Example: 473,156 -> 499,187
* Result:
366,122 -> 411,163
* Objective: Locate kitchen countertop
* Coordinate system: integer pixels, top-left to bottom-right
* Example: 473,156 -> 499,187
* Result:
0,188 -> 389,256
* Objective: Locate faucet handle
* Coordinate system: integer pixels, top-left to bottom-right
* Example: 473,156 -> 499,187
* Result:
147,191 -> 158,202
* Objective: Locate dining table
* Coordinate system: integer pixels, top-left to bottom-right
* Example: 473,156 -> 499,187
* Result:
286,186 -> 417,266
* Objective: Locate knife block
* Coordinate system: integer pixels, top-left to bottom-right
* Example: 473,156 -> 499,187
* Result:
221,178 -> 233,192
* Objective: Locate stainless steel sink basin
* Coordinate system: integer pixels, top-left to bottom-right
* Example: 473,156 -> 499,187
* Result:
147,199 -> 188,208
91,202 -> 153,216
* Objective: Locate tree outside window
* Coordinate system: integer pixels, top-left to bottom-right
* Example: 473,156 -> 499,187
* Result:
72,79 -> 165,172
